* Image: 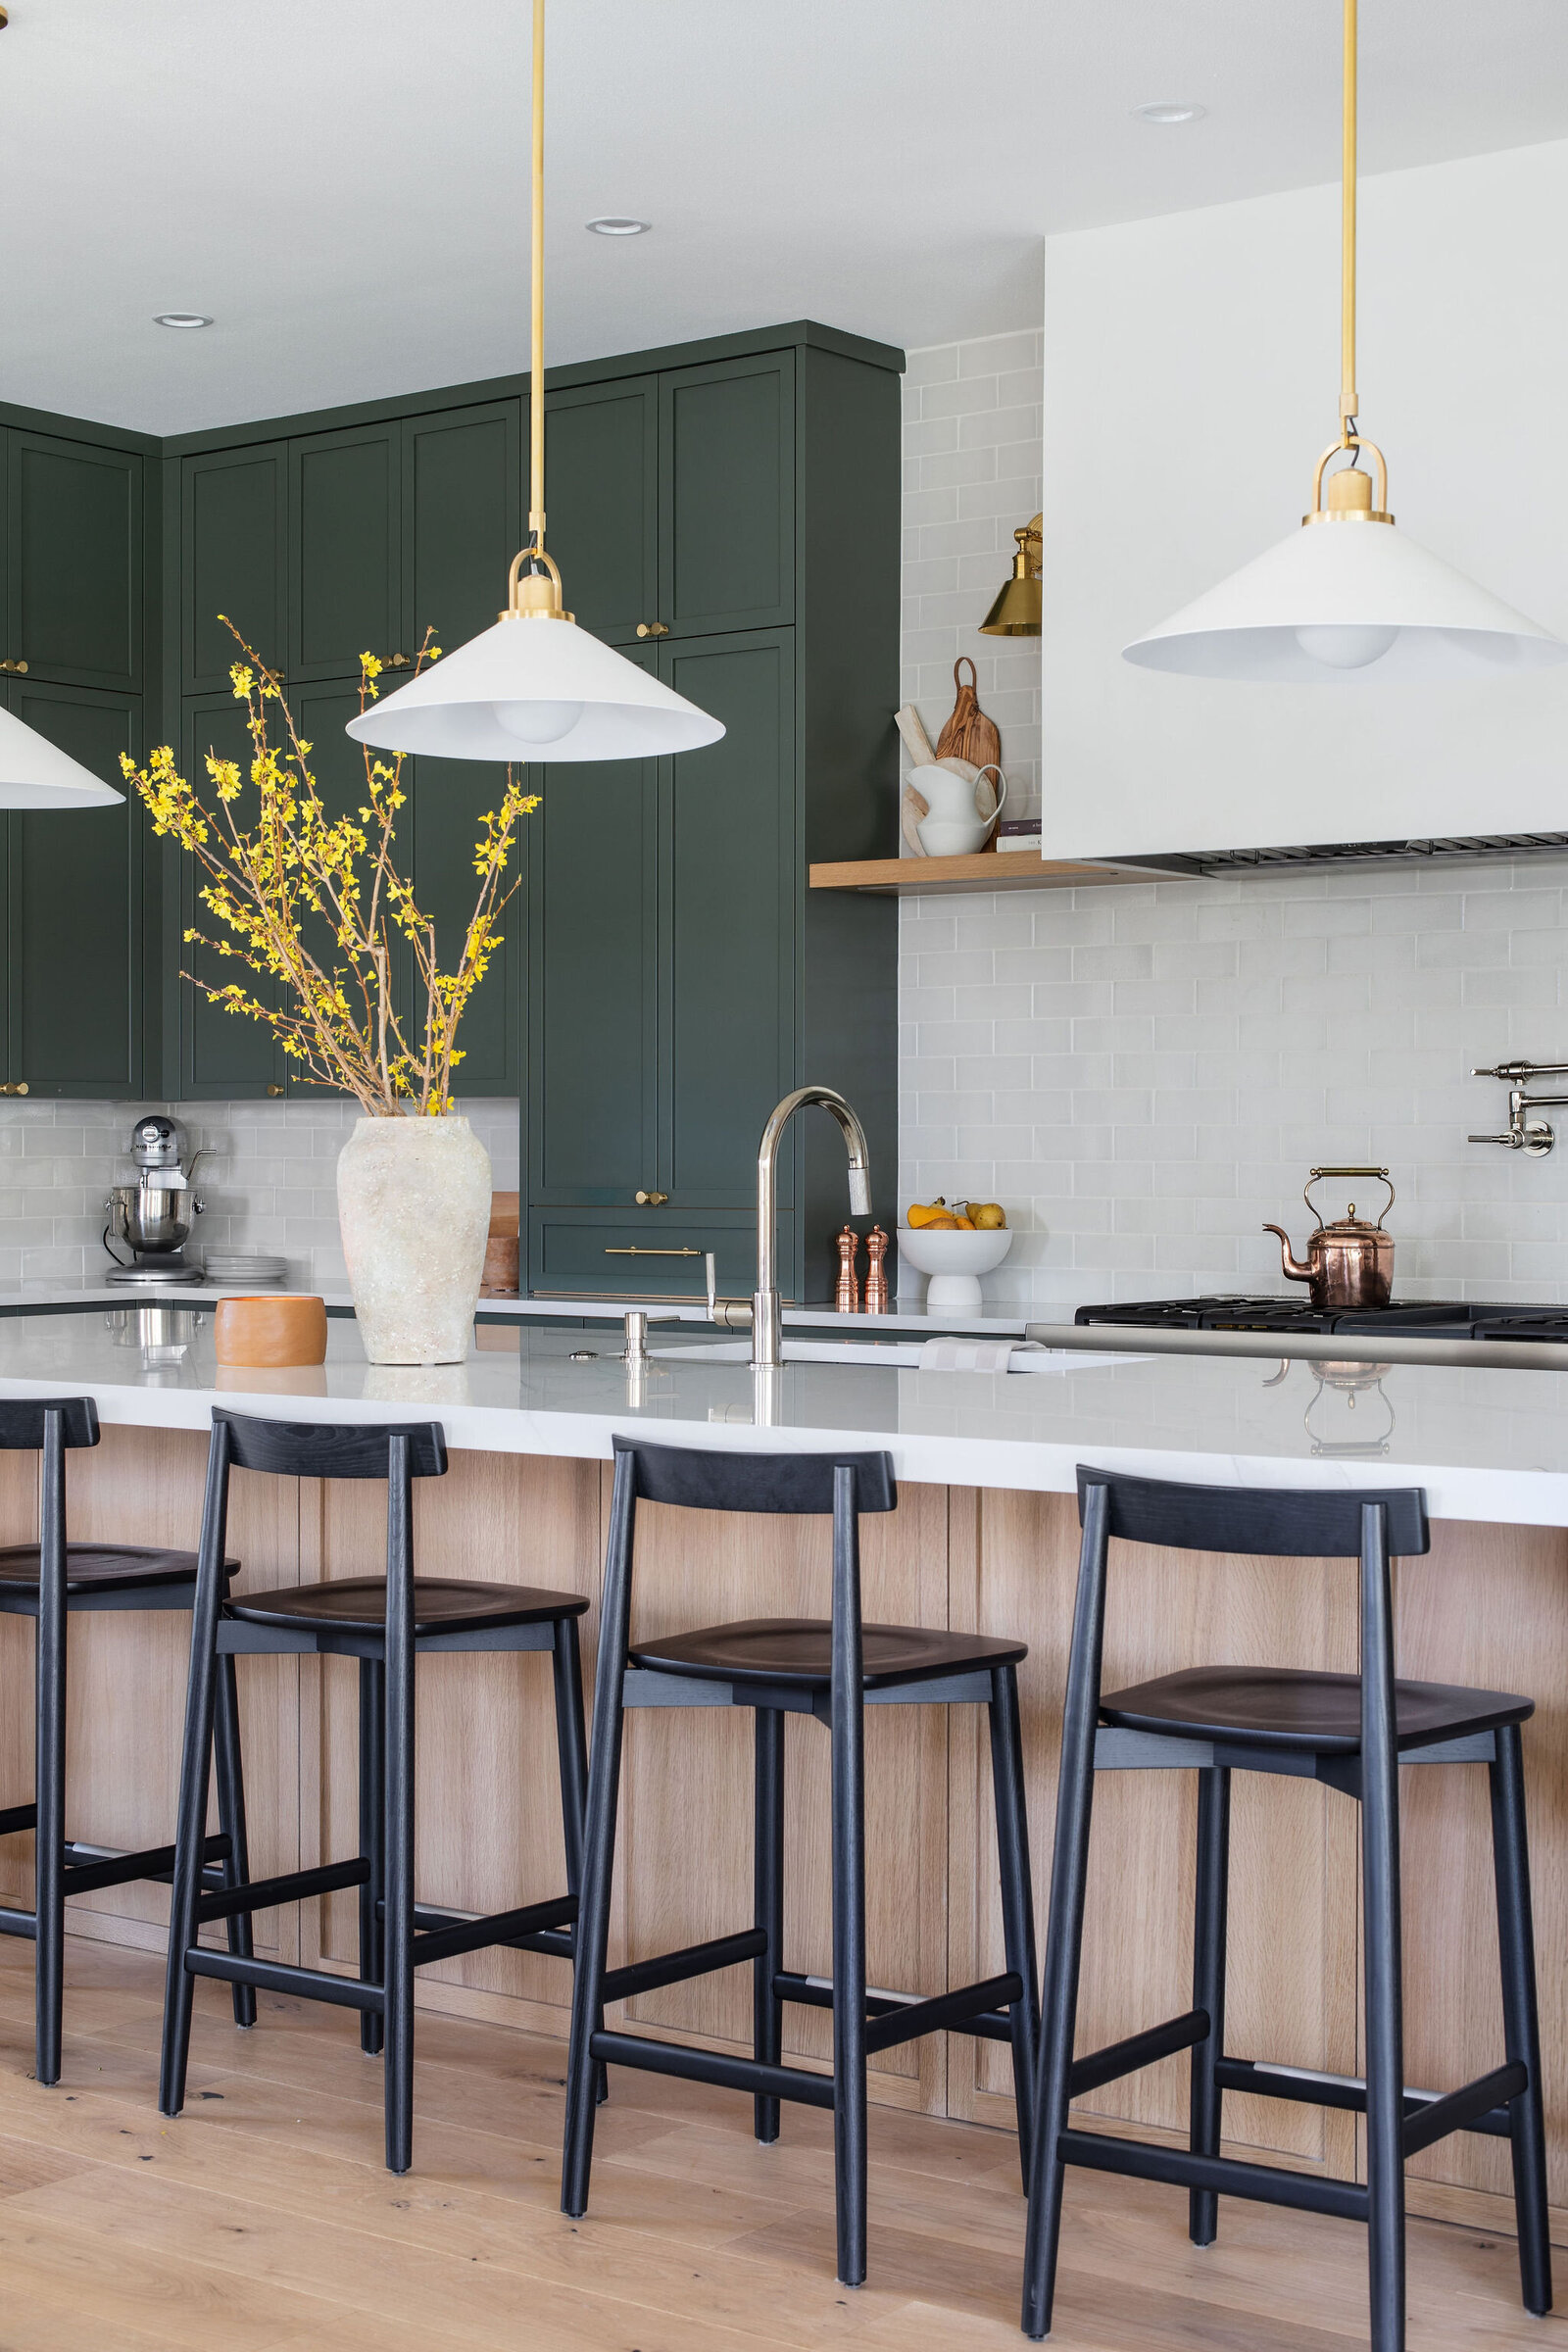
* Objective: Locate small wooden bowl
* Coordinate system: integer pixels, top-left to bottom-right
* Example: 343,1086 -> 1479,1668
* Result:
214,1294 -> 328,1368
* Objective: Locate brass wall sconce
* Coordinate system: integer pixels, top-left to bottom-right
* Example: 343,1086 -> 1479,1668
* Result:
980,514 -> 1042,637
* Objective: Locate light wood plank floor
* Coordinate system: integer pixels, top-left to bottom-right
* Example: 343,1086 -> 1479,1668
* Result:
0,1937 -> 1555,2351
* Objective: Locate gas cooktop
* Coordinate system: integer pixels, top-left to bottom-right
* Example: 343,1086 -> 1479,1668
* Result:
1073,1296 -> 1568,1345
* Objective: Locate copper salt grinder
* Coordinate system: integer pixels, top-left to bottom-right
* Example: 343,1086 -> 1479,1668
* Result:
863,1225 -> 889,1315
835,1225 -> 861,1314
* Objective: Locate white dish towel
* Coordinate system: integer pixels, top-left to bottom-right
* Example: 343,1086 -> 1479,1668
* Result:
915,1338 -> 1145,1375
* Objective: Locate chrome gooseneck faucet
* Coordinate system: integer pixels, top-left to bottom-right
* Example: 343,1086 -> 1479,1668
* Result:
752,1086 -> 872,1367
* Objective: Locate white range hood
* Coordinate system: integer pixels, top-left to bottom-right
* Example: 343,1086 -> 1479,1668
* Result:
1036,145 -> 1568,871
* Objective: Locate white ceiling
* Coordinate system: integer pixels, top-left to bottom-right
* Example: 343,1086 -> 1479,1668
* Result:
3,0 -> 1567,436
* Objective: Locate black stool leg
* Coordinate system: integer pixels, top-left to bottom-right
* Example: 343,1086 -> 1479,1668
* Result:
551,1615 -> 605,2107
754,1705 -> 785,2144
213,1653 -> 256,2031
33,1410 -> 68,2087
829,1464 -> 868,2288
162,1423 -> 232,2119
382,1440 -> 416,2175
988,1663 -> 1038,2189
1189,1762 -> 1231,2246
1359,1504 -> 1406,2352
359,1658 -> 385,2058
1022,1480 -> 1110,2341
1490,1722 -> 1551,2317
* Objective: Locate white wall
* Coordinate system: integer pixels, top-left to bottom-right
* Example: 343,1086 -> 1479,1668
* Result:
1037,139 -> 1568,858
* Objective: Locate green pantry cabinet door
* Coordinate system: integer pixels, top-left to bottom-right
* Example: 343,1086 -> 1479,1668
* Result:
5,432 -> 141,690
660,354 -> 794,637
3,681 -> 143,1097
289,423 -> 401,682
175,691 -> 283,1098
181,444 -> 288,689
541,377 -> 658,642
404,400 -> 523,1094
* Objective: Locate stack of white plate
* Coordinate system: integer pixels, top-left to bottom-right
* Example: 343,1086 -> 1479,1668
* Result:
201,1251 -> 289,1289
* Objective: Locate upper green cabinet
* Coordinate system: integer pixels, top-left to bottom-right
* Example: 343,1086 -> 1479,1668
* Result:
541,379 -> 658,644
181,444 -> 287,689
3,680 -> 144,1098
404,400 -> 522,657
289,423 -> 401,681
661,354 -> 794,637
5,432 -> 141,690
175,691 -> 282,1100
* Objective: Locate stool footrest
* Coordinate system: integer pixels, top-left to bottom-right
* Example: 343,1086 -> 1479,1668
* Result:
775,1970 -> 1016,2044
412,1893 -> 578,1968
58,1833 -> 230,1901
186,1949 -> 385,2013
0,1802 -> 37,1838
590,2028 -> 836,2110
601,1929 -> 766,2005
1070,2008 -> 1209,2099
1403,2063 -> 1527,2157
863,1973 -> 1023,2056
198,1858 -> 369,1924
1213,2055 -> 1517,2139
409,1902 -> 577,1963
1058,2127 -> 1370,2222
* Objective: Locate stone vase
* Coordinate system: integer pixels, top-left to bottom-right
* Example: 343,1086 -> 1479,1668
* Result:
336,1114 -> 491,1365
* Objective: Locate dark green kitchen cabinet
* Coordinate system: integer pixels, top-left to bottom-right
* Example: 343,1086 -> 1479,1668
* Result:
3,681 -> 144,1097
289,423 -> 401,681
541,378 -> 658,645
660,353 -> 794,637
404,400 -> 521,657
408,750 -> 524,1096
181,444 -> 287,690
175,690 -> 283,1099
5,432 -> 141,691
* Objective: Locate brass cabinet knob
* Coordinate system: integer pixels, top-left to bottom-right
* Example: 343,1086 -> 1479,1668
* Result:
389,653 -> 411,668
266,1083 -> 284,1097
0,659 -> 26,673
0,1082 -> 28,1096
635,1189 -> 669,1205
635,622 -> 669,639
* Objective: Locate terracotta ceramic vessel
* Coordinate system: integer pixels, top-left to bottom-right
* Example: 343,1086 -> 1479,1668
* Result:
214,1294 -> 328,1368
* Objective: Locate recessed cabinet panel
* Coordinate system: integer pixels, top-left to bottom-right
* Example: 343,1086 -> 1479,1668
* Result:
661,356 -> 794,635
6,683 -> 140,1096
542,379 -> 658,644
528,744 -> 658,1204
404,401 -> 521,657
290,427 -> 400,680
7,434 -> 140,689
182,446 -> 287,689
662,632 -> 795,1208
178,692 -> 282,1098
409,753 -> 523,1096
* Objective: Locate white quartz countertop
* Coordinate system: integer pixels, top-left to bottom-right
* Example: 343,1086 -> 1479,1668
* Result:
0,1307 -> 1565,1526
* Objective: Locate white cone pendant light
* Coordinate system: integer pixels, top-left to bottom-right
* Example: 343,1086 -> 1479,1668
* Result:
0,704 -> 123,809
348,0 -> 722,763
1123,0 -> 1566,684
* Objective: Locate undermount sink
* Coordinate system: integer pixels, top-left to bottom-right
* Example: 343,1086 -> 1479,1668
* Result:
655,1337 -> 921,1366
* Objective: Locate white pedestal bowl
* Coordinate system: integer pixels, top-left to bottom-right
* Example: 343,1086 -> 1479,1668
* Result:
897,1226 -> 1012,1312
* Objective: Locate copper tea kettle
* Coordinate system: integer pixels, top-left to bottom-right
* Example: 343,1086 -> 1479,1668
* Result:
1263,1166 -> 1396,1310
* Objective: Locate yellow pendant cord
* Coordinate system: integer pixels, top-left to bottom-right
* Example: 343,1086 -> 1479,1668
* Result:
529,0 -> 546,543
1341,0 -> 1358,435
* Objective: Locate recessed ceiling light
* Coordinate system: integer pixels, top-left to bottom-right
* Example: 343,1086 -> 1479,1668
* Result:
585,217 -> 650,237
153,313 -> 213,330
1132,101 -> 1206,125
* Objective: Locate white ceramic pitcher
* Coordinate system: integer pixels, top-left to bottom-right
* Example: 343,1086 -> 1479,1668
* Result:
915,760 -> 1006,857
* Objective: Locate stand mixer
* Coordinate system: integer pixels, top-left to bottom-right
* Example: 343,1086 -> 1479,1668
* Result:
103,1114 -> 207,1287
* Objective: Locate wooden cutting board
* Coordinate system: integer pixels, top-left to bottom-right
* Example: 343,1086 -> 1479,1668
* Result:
935,658 -> 1002,772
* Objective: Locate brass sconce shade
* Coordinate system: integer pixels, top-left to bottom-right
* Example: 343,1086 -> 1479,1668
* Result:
980,515 -> 1042,637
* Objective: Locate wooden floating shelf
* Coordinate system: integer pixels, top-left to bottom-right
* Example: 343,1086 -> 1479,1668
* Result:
808,853 -> 1133,896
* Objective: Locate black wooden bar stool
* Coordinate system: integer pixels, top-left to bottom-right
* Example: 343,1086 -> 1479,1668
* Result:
562,1435 -> 1039,2288
160,1407 -> 591,2174
1021,1467 -> 1550,2350
0,1396 -> 253,2085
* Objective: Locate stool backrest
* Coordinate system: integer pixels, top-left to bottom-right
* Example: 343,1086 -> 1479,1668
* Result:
613,1435 -> 897,1516
212,1410 -> 448,1482
0,1397 -> 99,1452
1077,1466 -> 1429,1560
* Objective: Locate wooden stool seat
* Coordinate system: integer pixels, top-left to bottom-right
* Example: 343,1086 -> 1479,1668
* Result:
230,1576 -> 589,1638
630,1615 -> 1027,1690
1100,1664 -> 1534,1755
0,1543 -> 234,1594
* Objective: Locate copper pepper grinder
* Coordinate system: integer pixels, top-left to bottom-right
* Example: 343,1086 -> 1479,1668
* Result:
863,1225 -> 889,1315
834,1225 -> 861,1314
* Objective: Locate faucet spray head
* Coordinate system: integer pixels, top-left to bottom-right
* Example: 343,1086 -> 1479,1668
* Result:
848,1166 -> 872,1217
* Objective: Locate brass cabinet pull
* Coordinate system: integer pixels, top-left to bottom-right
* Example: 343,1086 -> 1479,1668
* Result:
635,1189 -> 669,1205
266,1083 -> 284,1097
605,1246 -> 701,1256
389,653 -> 411,668
0,659 -> 26,673
635,622 -> 669,639
0,1082 -> 28,1096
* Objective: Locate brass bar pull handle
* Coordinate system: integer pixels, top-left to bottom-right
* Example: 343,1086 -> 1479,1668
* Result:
0,1082 -> 27,1097
635,622 -> 669,639
635,1189 -> 668,1205
604,1246 -> 702,1257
